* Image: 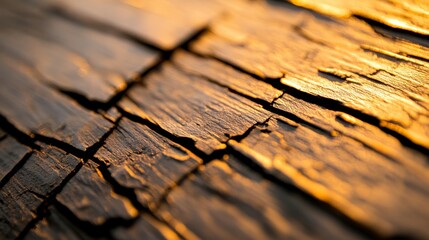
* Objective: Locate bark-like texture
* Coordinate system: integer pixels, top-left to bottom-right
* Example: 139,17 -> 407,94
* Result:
0,0 -> 428,239
119,63 -> 271,155
191,1 -> 429,150
0,145 -> 80,239
230,116 -> 429,238
95,118 -> 202,207
0,54 -> 113,151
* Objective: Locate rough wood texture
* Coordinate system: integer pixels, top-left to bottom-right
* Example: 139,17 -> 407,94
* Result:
286,0 -> 429,36
119,64 -> 271,155
191,1 -> 429,150
56,161 -> 138,226
0,54 -> 112,151
172,51 -> 428,167
0,7 -> 159,102
159,157 -> 364,240
95,118 -> 202,207
1,0 -> 428,239
273,94 -> 429,165
0,132 -> 31,182
229,116 -> 429,238
172,50 -> 283,103
0,145 -> 80,239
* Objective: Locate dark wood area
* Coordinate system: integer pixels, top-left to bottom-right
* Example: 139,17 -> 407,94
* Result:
0,0 -> 428,239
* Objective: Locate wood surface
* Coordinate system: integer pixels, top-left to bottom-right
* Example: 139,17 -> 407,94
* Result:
0,0 -> 428,239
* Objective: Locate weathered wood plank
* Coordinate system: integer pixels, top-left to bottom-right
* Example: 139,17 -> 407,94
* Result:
119,63 -> 271,154
45,0 -> 224,50
172,50 -> 283,103
167,51 -> 427,167
0,54 -> 112,151
95,118 -> 201,207
274,94 -> 429,166
229,117 -> 429,238
0,145 -> 81,239
0,132 -> 31,182
25,206 -> 92,240
191,1 -> 429,149
0,8 -> 159,102
158,158 -> 365,240
285,0 -> 429,36
56,161 -> 138,226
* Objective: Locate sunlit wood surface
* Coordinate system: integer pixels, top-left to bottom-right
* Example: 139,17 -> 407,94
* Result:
0,0 -> 428,239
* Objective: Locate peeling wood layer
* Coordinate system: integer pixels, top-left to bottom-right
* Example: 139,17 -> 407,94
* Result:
191,1 -> 429,150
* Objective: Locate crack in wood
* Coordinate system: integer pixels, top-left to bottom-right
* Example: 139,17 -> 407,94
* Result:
16,117 -> 123,239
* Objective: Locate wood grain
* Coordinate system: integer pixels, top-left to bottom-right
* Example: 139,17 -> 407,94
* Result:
0,145 -> 80,239
169,51 -> 427,167
0,0 -> 428,239
229,116 -> 429,238
56,161 -> 138,226
191,1 -> 429,150
0,132 -> 31,182
119,63 -> 271,155
158,157 -> 365,240
0,54 -> 113,151
95,118 -> 201,207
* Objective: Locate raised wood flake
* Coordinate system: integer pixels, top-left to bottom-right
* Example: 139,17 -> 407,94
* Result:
170,50 -> 427,168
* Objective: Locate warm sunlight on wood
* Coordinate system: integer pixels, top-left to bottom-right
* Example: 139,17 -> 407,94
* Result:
0,0 -> 428,239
